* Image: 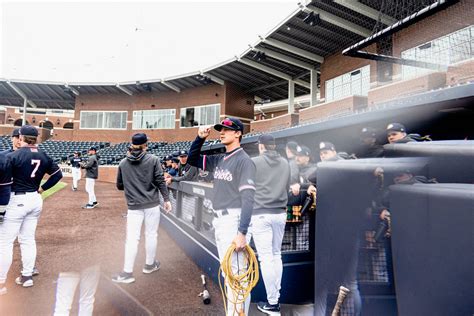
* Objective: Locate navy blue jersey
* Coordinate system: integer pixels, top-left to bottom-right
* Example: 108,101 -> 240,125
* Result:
70,157 -> 82,168
203,148 -> 256,210
8,146 -> 61,192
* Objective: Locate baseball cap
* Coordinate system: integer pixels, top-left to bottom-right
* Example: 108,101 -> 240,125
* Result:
386,123 -> 406,133
286,141 -> 298,151
165,155 -> 173,161
296,145 -> 311,157
172,151 -> 180,158
172,157 -> 179,163
214,117 -> 244,132
178,150 -> 188,157
258,134 -> 275,145
19,125 -> 38,137
89,146 -> 97,151
319,142 -> 336,151
11,128 -> 20,137
132,133 -> 148,145
360,127 -> 377,138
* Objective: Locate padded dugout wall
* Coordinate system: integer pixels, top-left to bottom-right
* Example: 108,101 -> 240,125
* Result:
390,184 -> 474,316
314,158 -> 427,316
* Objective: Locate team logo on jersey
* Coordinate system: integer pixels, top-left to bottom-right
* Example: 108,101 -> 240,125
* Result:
214,167 -> 233,181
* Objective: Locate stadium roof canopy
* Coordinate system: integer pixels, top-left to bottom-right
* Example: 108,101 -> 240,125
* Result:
0,0 -> 440,110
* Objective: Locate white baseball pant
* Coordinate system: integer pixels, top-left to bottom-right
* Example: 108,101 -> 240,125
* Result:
249,212 -> 286,305
213,208 -> 251,316
85,178 -> 96,205
53,265 -> 100,316
123,205 -> 161,273
0,192 -> 43,283
72,167 -> 81,189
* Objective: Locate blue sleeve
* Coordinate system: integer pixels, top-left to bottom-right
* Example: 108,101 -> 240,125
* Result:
41,170 -> 63,191
187,136 -> 220,173
0,155 -> 12,205
238,158 -> 256,234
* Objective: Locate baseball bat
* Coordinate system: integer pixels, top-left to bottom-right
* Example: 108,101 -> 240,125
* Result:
331,286 -> 350,316
199,274 -> 211,304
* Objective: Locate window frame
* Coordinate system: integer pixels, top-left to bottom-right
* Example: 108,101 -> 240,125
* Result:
79,110 -> 128,130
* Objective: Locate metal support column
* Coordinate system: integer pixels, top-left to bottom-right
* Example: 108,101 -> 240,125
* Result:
22,98 -> 27,125
288,80 -> 295,114
310,70 -> 319,107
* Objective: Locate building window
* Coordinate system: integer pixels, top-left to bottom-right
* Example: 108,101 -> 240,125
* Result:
325,65 -> 370,102
132,109 -> 175,129
401,25 -> 474,80
80,111 -> 127,129
180,103 -> 220,127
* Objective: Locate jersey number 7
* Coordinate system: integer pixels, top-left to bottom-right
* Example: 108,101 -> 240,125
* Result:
31,159 -> 41,178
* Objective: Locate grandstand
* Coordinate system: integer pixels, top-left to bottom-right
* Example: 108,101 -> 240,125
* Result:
0,1 -> 473,315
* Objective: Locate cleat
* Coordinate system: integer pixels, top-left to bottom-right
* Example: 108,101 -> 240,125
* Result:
15,275 -> 33,288
112,272 -> 135,284
32,267 -> 39,276
257,301 -> 281,315
92,202 -> 99,208
143,261 -> 160,274
82,204 -> 94,209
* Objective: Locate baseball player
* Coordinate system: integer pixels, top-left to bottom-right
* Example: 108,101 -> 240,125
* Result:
0,128 -> 21,155
81,147 -> 98,209
112,133 -> 172,283
250,134 -> 290,315
70,151 -> 82,191
0,149 -> 11,296
0,125 -> 63,290
165,150 -> 198,185
187,117 -> 256,316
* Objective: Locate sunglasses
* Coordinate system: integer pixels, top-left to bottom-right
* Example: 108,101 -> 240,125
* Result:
221,119 -> 240,130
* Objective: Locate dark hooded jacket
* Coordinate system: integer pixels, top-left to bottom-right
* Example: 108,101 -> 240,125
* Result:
252,150 -> 290,213
116,149 -> 170,210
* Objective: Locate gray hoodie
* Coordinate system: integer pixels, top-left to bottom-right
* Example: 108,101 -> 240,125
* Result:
116,150 -> 170,210
82,154 -> 98,179
252,150 -> 290,214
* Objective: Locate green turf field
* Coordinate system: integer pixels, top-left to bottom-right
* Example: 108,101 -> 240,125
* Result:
41,181 -> 67,199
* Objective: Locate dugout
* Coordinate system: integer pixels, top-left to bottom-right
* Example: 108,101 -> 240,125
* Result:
389,183 -> 474,316
314,158 -> 428,316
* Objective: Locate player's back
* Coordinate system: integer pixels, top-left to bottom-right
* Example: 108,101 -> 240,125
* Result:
8,146 -> 59,193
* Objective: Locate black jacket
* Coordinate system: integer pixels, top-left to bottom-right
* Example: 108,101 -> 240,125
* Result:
117,151 -> 170,210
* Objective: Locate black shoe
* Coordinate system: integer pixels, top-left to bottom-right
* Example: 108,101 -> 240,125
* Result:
257,301 -> 281,315
82,204 -> 94,209
143,261 -> 160,274
15,275 -> 33,288
92,202 -> 99,208
112,272 -> 135,284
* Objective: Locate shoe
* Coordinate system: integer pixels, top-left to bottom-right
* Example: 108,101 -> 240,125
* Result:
15,275 -> 33,288
0,286 -> 6,296
92,202 -> 99,207
257,301 -> 281,315
112,272 -> 135,284
32,267 -> 39,276
72,187 -> 77,191
143,261 -> 160,274
82,204 -> 94,209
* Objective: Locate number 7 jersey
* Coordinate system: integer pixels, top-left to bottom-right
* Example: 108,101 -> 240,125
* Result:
7,145 -> 61,193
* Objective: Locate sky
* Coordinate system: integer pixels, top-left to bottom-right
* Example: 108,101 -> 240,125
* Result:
1,0 -> 299,83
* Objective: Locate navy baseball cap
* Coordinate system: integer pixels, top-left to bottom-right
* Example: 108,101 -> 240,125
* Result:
178,150 -> 188,157
19,125 -> 38,137
214,117 -> 244,132
11,128 -> 20,137
165,155 -> 173,161
89,146 -> 97,151
172,157 -> 179,163
386,123 -> 406,133
172,151 -> 180,158
132,133 -> 148,145
296,145 -> 311,157
360,127 -> 377,138
258,134 -> 275,145
319,142 -> 336,152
